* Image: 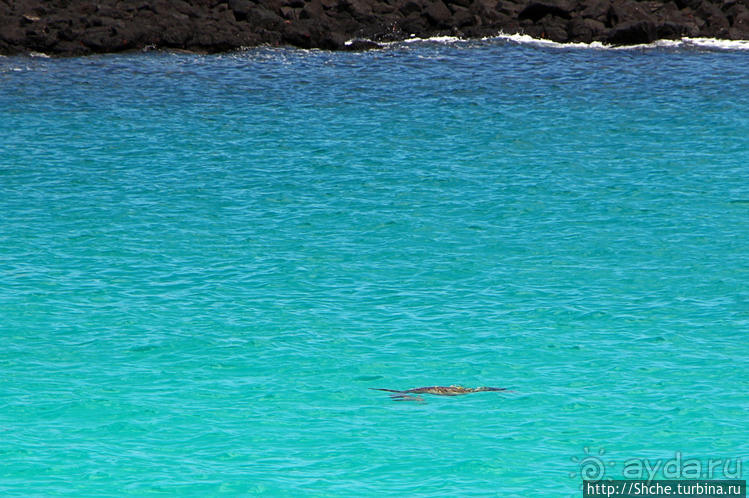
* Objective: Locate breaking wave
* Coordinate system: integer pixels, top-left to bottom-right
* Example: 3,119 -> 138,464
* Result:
383,32 -> 749,52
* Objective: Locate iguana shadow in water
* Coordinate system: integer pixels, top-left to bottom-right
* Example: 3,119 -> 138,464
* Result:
370,385 -> 511,402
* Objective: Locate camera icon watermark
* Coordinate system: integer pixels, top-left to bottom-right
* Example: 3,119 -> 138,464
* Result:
570,447 -> 616,482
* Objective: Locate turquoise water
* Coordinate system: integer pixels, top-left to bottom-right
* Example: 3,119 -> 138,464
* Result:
1,40 -> 748,496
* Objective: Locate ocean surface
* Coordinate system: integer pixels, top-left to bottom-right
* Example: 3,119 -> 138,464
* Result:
1,37 -> 748,496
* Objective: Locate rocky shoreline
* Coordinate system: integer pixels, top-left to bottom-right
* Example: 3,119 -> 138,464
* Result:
1,0 -> 748,56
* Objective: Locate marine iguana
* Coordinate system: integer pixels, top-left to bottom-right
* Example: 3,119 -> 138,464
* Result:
370,385 -> 509,401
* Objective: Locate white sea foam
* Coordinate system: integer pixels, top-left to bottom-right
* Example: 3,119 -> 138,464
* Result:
402,35 -> 463,44
383,31 -> 749,52
679,37 -> 749,50
489,32 -> 613,49
493,32 -> 749,51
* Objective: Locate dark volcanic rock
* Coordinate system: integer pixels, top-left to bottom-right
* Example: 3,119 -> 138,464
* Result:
228,0 -> 254,21
733,8 -> 749,37
424,0 -> 453,27
518,0 -> 572,22
541,14 -> 571,41
449,5 -> 476,27
607,19 -> 657,43
0,0 -> 745,56
657,20 -> 693,39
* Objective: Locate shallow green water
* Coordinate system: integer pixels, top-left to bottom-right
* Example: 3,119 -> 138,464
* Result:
1,41 -> 748,495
